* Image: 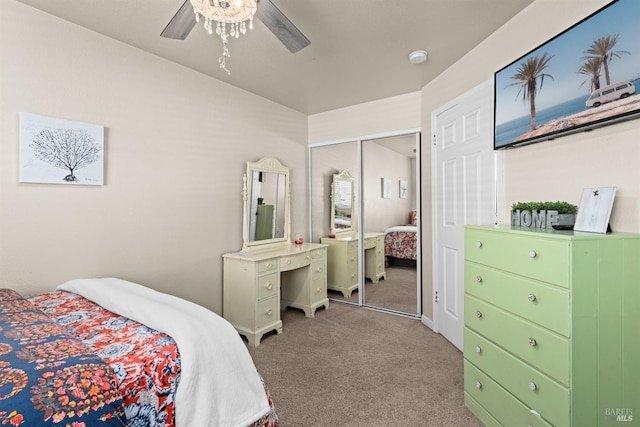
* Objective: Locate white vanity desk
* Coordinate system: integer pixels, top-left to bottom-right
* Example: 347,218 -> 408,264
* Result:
221,157 -> 329,347
223,243 -> 329,346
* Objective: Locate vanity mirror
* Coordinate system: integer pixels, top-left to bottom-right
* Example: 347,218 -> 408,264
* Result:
331,170 -> 356,236
242,157 -> 290,252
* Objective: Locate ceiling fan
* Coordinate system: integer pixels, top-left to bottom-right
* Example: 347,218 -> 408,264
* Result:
160,0 -> 310,54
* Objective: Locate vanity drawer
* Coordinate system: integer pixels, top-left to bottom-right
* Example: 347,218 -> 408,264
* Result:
257,273 -> 278,300
310,276 -> 326,305
257,258 -> 279,275
465,229 -> 570,287
280,252 -> 311,271
309,248 -> 326,261
465,295 -> 569,384
363,237 -> 376,250
464,360 -> 553,427
256,296 -> 280,330
464,328 -> 569,427
465,262 -> 569,336
311,260 -> 325,280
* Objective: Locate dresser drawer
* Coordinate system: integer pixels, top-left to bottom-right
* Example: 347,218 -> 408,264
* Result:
280,252 -> 311,271
256,296 -> 280,329
465,228 -> 570,287
465,295 -> 569,384
464,360 -> 553,427
257,273 -> 278,300
257,258 -> 278,275
465,262 -> 569,337
464,328 -> 569,426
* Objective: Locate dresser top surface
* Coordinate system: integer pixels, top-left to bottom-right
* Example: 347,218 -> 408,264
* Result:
321,232 -> 385,242
466,225 -> 640,240
223,242 -> 327,261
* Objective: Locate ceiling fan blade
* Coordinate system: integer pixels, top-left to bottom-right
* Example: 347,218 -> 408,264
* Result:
256,0 -> 310,53
161,0 -> 197,40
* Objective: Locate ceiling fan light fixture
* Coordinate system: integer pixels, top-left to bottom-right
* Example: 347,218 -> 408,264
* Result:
408,50 -> 428,65
191,0 -> 257,74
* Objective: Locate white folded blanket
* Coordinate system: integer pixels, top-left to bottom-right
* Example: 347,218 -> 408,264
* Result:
57,278 -> 270,427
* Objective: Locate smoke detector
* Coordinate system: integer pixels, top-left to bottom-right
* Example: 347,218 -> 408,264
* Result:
408,50 -> 428,64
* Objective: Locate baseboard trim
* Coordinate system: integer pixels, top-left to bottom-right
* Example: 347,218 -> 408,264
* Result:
420,315 -> 434,331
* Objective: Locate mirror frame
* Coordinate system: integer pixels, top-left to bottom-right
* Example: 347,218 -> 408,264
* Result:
331,170 -> 356,237
242,157 -> 291,252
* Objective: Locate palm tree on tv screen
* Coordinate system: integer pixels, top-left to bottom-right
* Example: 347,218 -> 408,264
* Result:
583,34 -> 630,86
578,56 -> 603,92
507,52 -> 555,132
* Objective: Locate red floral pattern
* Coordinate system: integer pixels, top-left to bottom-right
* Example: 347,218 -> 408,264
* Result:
30,291 -> 279,427
384,231 -> 417,261
0,289 -> 127,426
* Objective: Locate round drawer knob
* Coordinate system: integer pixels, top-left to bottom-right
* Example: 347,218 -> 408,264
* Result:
475,311 -> 483,319
265,308 -> 273,317
528,250 -> 537,258
266,263 -> 273,269
476,241 -> 483,248
287,259 -> 292,265
475,346 -> 481,354
528,381 -> 537,391
265,282 -> 273,290
475,275 -> 483,283
528,338 -> 537,347
475,381 -> 482,390
528,293 -> 537,302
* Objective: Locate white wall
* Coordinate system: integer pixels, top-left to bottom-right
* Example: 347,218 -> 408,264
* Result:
0,1 -> 308,313
308,92 -> 422,144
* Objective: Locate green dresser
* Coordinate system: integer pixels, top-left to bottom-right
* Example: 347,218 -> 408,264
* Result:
463,225 -> 640,427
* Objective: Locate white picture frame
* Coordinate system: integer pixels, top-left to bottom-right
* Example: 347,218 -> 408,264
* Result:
381,178 -> 392,199
20,112 -> 104,185
573,187 -> 616,233
399,180 -> 408,199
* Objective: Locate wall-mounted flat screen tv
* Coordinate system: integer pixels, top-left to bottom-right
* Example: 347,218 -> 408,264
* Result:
494,0 -> 640,150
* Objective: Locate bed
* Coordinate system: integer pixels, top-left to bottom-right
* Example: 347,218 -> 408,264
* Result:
384,224 -> 418,268
1,278 -> 278,427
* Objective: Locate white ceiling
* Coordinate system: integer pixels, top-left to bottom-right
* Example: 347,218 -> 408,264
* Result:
14,0 -> 534,115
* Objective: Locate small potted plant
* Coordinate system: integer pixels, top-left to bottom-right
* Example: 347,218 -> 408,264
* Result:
511,200 -> 578,229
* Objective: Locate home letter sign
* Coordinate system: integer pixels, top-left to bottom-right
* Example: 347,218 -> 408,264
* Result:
512,210 -> 559,229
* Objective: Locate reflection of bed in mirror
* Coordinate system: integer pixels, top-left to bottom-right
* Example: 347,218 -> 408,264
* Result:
384,211 -> 418,268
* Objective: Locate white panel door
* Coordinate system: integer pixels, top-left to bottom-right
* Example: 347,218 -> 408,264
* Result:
431,80 -> 498,350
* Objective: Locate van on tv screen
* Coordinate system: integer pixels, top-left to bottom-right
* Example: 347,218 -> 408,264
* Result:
494,0 -> 640,150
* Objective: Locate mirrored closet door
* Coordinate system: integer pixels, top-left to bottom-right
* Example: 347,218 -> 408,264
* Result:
309,131 -> 421,316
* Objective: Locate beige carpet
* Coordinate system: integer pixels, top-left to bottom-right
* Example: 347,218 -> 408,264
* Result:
248,303 -> 482,427
329,265 -> 419,315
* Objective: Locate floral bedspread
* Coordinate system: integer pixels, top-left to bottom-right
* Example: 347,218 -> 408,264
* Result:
0,288 -> 127,426
30,291 -> 179,427
384,227 -> 417,261
29,290 -> 279,427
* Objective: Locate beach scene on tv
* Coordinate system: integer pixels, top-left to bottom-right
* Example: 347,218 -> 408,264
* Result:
494,0 -> 640,149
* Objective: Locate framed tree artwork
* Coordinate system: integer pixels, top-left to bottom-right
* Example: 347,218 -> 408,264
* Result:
19,113 -> 104,185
